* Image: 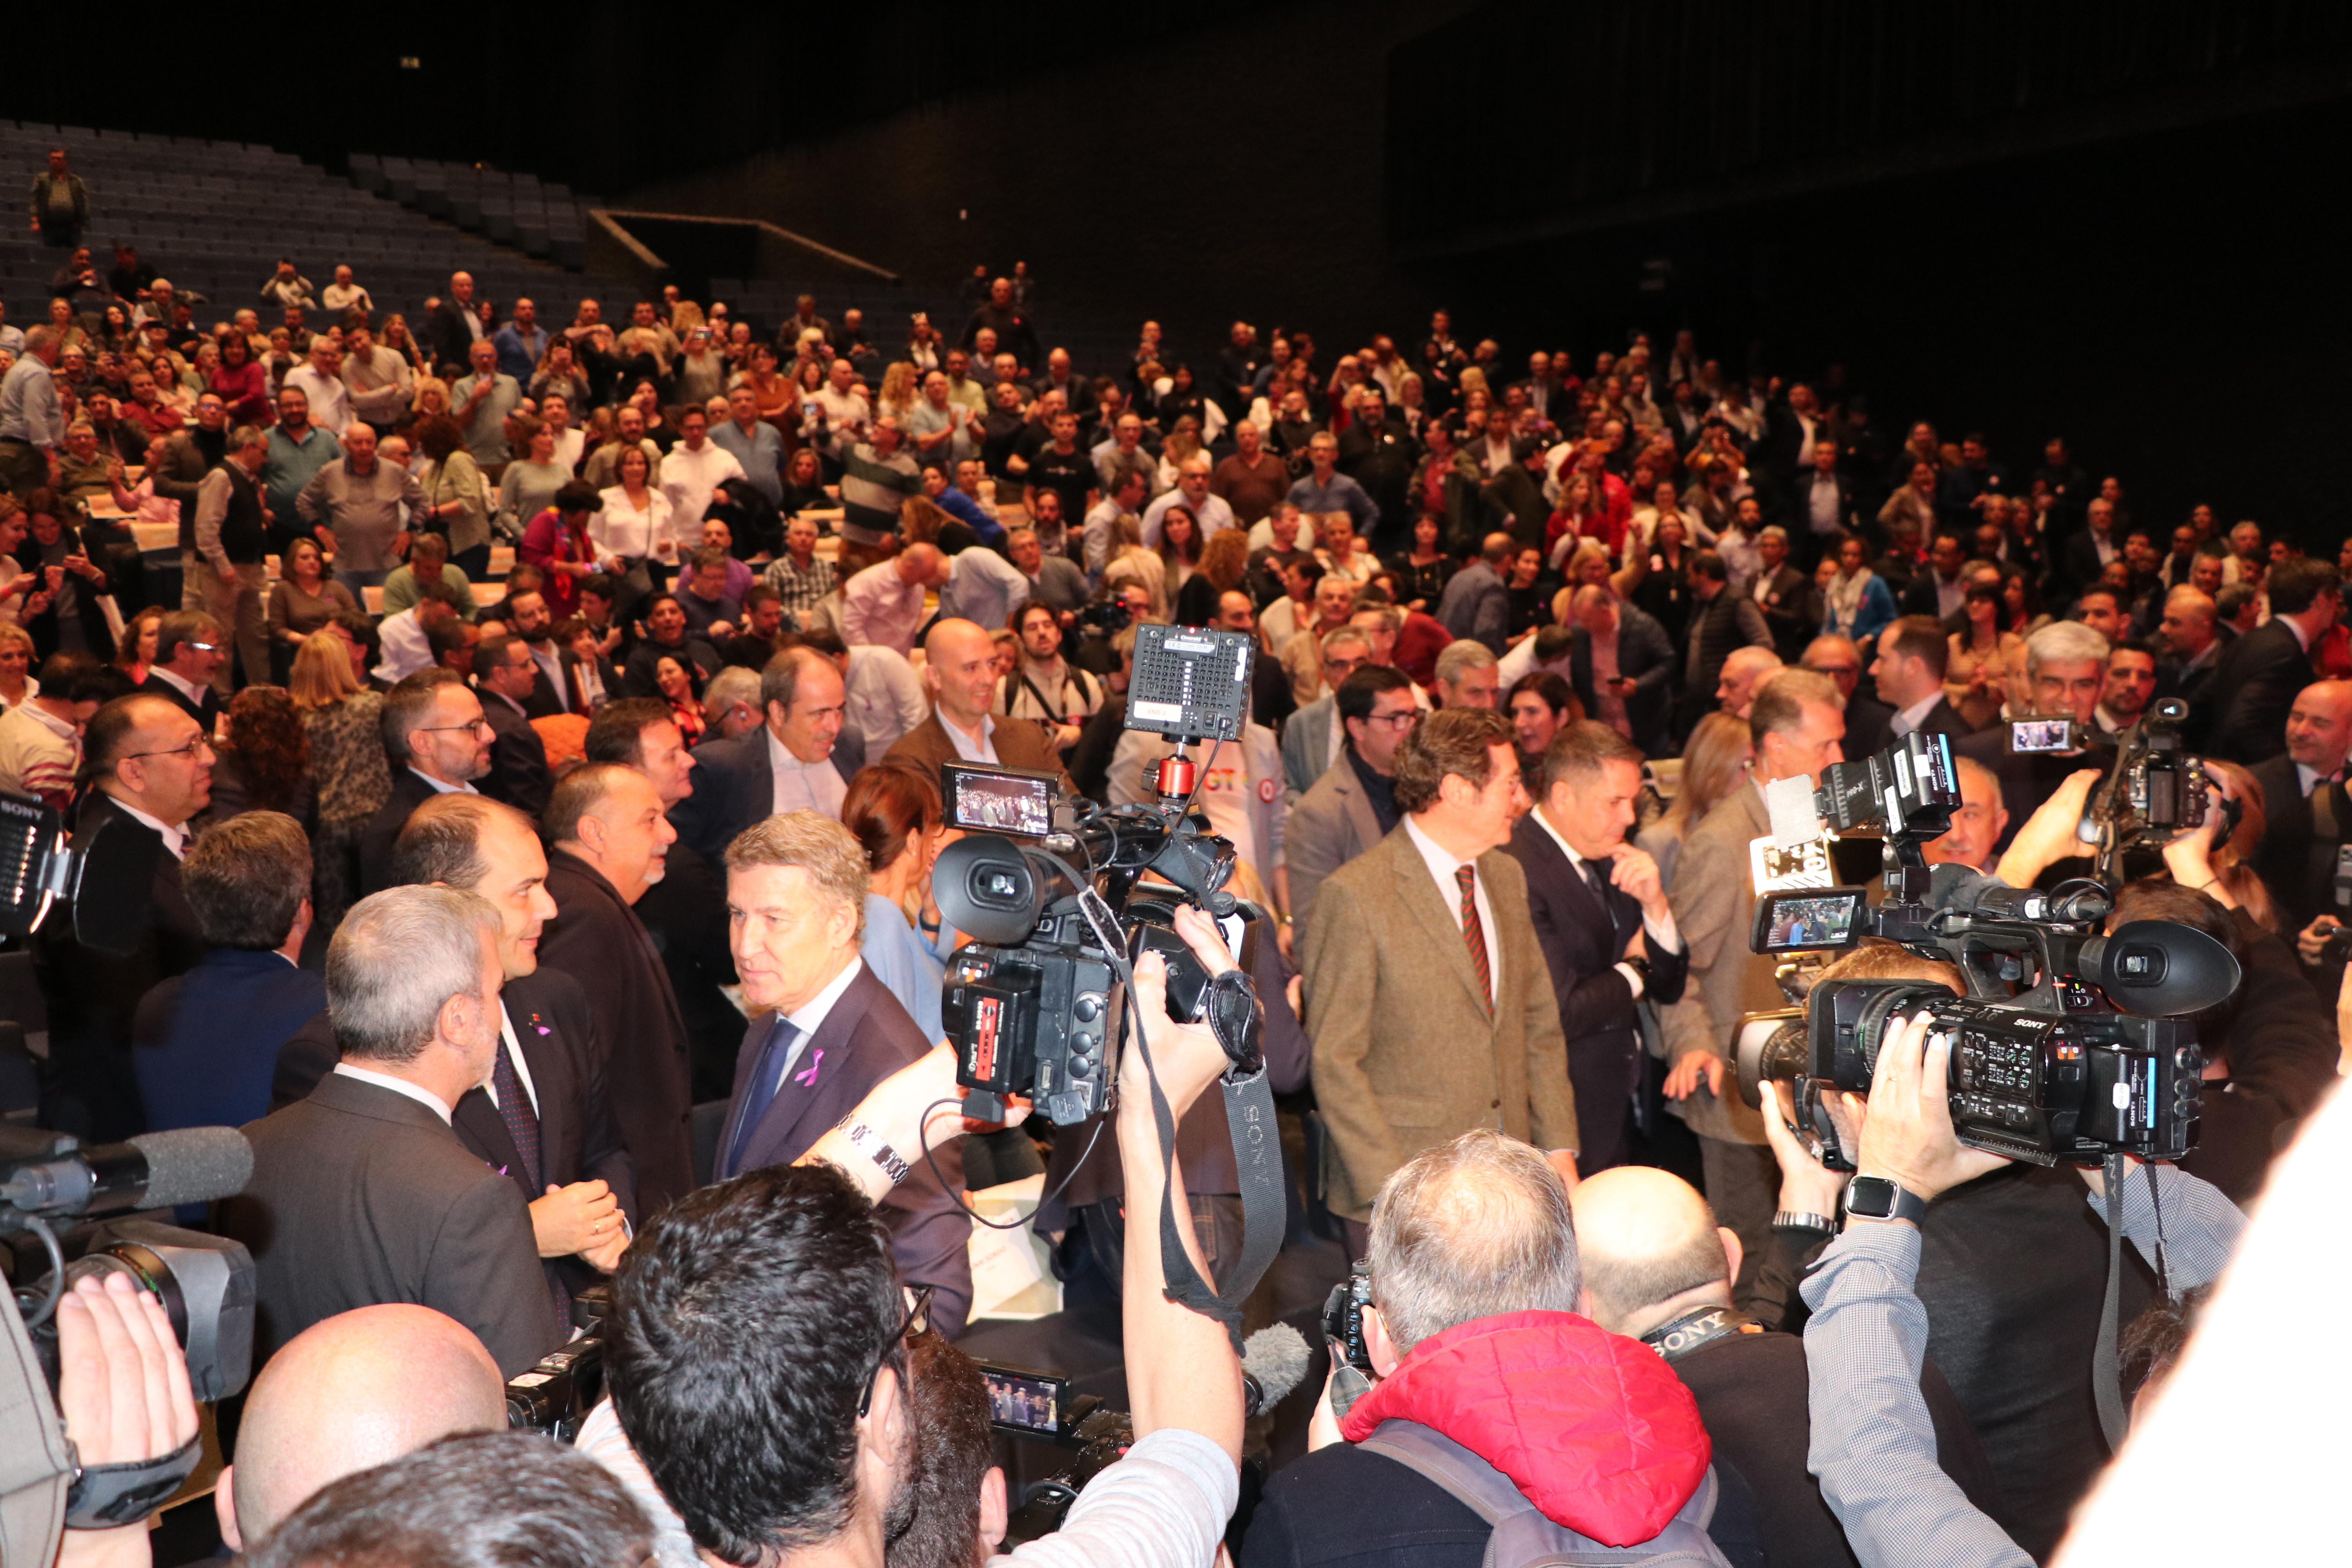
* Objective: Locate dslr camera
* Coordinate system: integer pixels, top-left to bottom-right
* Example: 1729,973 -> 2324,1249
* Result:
934,625 -> 1268,1126
1735,730 -> 2241,1169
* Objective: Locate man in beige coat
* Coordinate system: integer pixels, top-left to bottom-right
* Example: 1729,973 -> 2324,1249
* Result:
1662,667 -> 1846,1314
1300,706 -> 1580,1253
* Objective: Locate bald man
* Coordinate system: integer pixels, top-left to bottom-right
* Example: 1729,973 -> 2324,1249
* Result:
1922,755 -> 2009,875
1714,645 -> 1784,722
219,1304 -> 507,1551
2250,677 -> 2352,946
881,618 -> 1073,790
1572,1165 -> 1993,1568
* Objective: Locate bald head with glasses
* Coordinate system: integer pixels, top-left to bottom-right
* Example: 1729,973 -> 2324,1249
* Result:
86,692 -> 214,836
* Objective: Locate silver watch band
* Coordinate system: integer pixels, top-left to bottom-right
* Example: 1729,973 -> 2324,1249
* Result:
1772,1209 -> 1835,1233
834,1116 -> 910,1185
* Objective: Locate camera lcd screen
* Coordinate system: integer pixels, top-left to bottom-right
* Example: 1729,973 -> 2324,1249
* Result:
2011,719 -> 2075,753
941,764 -> 1059,838
1754,889 -> 1867,952
980,1366 -> 1066,1436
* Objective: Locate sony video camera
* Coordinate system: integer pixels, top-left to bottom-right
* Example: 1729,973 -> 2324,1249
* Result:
935,625 -> 1267,1126
1733,730 -> 2241,1168
2084,697 -> 2233,883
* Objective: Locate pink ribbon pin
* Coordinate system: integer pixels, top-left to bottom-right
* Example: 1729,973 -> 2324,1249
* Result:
794,1048 -> 824,1087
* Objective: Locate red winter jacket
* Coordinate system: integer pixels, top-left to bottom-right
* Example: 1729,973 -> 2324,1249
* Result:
1339,1309 -> 1712,1548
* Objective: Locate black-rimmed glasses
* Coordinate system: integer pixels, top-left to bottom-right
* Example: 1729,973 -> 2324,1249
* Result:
857,1282 -> 935,1418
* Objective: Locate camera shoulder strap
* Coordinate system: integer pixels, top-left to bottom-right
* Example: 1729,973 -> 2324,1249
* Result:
2092,1150 -> 2129,1452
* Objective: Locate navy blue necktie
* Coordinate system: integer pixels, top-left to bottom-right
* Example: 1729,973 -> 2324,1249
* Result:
727,1018 -> 800,1177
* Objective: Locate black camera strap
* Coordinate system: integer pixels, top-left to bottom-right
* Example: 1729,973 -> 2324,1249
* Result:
2092,1150 -> 2129,1451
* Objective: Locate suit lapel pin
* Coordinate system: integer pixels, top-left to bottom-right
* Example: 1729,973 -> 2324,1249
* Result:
794,1048 -> 824,1088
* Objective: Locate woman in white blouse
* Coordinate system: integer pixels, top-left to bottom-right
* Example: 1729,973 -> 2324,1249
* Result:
594,446 -> 677,591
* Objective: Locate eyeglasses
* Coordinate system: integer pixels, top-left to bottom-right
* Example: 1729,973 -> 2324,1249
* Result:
1361,709 -> 1420,731
421,718 -> 495,737
122,734 -> 215,764
857,1283 -> 935,1418
185,641 -> 221,654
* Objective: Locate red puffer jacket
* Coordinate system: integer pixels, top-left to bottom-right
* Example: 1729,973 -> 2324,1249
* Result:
1339,1309 -> 1712,1548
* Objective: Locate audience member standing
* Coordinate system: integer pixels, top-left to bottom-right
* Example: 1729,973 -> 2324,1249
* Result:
358,669 -> 492,895
536,764 -> 697,1214
670,645 -> 851,856
1300,706 -> 1579,1256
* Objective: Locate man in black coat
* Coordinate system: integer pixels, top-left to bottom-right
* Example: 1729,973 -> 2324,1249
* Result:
713,810 -> 973,1336
471,631 -> 554,817
34,693 -> 212,1140
668,646 -> 851,861
1564,588 -> 1676,757
1508,723 -> 1688,1174
2201,556 -> 2339,763
1679,551 -> 1773,742
1848,614 -> 1974,760
1571,1165 -> 2000,1568
220,885 -> 559,1377
537,763 -> 698,1216
1955,620 -> 2117,855
140,610 -> 227,724
1747,526 -> 1819,663
1435,533 -> 1512,653
587,698 -> 745,1101
422,270 -> 484,373
359,669 -> 495,895
1334,390 -> 1421,549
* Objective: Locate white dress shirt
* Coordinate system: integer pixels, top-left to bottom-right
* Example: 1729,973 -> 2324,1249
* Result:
481,1004 -> 542,1117
658,439 -> 746,536
1401,814 -> 1501,1001
111,796 -> 191,860
332,1061 -> 455,1123
941,711 -> 1001,765
767,725 -> 847,818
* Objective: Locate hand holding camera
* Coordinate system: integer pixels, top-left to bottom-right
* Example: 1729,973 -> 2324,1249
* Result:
1847,1012 -> 2015,1213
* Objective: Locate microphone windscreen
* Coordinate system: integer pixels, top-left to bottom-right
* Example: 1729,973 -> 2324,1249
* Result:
128,1127 -> 255,1209
1241,1323 -> 1312,1414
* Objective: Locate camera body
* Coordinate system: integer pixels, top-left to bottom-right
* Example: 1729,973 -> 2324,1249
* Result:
1740,733 -> 2241,1169
976,1360 -> 1134,1544
2087,698 -> 2227,880
936,626 -> 1262,1125
504,1285 -> 611,1443
1321,1258 -> 1375,1375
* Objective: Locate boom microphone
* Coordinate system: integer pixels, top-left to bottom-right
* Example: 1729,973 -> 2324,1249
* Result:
1241,1323 -> 1311,1417
0,1127 -> 254,1223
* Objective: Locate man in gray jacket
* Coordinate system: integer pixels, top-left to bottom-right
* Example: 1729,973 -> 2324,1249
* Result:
1284,666 -> 1415,933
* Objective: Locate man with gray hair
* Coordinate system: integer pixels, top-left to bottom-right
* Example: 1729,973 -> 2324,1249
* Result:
298,418 -> 425,598
222,884 -> 559,1376
713,810 -> 971,1334
1246,1129 -> 1728,1563
1433,638 -> 1501,710
1141,452 -> 1238,548
0,325 -> 65,495
1956,617 -> 2116,856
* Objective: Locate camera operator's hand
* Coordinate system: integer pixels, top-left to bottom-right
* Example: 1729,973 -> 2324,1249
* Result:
1120,905 -> 1242,1124
2161,780 -> 2238,909
54,1272 -> 200,1568
529,1178 -> 620,1259
1992,767 -> 2103,889
1663,1048 -> 1727,1102
1849,1012 -> 2011,1214
2296,913 -> 2340,967
1762,1080 -> 1846,1219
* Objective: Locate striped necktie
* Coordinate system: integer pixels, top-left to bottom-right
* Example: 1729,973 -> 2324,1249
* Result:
1456,864 -> 1492,1013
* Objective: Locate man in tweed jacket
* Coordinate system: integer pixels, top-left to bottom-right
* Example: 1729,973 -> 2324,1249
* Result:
1299,706 -> 1580,1253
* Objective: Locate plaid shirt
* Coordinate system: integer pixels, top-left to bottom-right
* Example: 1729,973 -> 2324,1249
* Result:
761,553 -> 837,628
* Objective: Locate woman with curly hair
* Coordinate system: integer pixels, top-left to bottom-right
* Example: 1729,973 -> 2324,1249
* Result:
207,685 -> 316,829
290,627 -> 390,930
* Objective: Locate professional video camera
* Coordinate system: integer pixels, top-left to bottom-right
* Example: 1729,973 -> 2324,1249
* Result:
505,1286 -> 611,1443
4,1125 -> 258,1557
2084,697 -> 2232,884
1732,729 -> 2241,1169
978,1325 -> 1308,1543
935,624 -> 1268,1127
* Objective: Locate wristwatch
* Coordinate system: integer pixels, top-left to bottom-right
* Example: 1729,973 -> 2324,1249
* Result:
1771,1209 -> 1835,1234
1844,1174 -> 1928,1227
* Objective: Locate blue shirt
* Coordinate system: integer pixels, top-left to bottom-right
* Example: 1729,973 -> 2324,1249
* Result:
133,948 -> 327,1133
264,424 -> 344,528
1287,471 -> 1377,535
860,894 -> 944,1044
710,417 -> 786,506
936,485 -> 1004,548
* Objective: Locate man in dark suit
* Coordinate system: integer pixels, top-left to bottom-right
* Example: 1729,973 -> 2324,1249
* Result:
2249,678 -> 2352,948
1898,532 -> 1969,622
713,810 -> 973,1336
471,632 -> 554,816
1435,532 -> 1512,653
132,812 -> 321,1134
537,763 -> 697,1216
35,693 -> 212,1139
2203,557 -> 2340,763
1748,527 -> 1819,664
1565,586 -> 1676,757
220,884 -> 559,1377
358,669 -> 495,895
1853,615 -> 1975,759
1784,440 -> 1858,566
140,609 -> 227,723
1679,551 -> 1773,742
670,646 -> 851,861
588,698 -> 743,1101
882,618 -> 1075,791
422,270 -> 484,374
1508,723 -> 1689,1174
1802,633 -> 1894,756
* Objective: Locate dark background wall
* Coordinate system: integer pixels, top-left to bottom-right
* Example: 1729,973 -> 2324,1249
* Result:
16,1 -> 2350,539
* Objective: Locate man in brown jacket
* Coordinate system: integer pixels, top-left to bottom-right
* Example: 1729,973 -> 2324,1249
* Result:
1299,706 -> 1579,1254
1661,666 -> 1846,1315
881,617 -> 1075,791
